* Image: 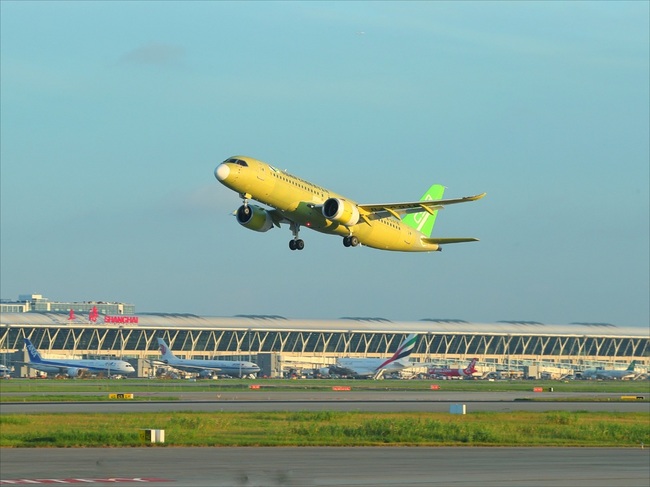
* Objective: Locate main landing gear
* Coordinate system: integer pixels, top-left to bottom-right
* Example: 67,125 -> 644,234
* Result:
289,239 -> 304,251
289,222 -> 305,251
343,236 -> 359,247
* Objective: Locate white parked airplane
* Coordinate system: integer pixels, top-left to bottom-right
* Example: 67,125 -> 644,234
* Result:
156,338 -> 261,378
319,334 -> 418,379
0,364 -> 13,377
581,361 -> 638,380
22,338 -> 135,378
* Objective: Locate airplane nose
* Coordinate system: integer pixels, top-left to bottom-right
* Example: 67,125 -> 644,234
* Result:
215,163 -> 230,181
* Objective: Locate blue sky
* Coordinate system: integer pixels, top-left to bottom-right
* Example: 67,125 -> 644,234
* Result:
1,1 -> 648,327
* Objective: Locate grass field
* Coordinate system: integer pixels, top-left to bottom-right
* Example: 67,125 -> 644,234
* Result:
1,411 -> 648,448
2,378 -> 648,448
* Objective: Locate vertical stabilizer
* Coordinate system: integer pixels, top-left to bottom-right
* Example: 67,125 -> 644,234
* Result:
24,339 -> 43,363
626,361 -> 637,371
465,358 -> 478,375
376,334 -> 418,371
402,184 -> 445,237
157,338 -> 177,361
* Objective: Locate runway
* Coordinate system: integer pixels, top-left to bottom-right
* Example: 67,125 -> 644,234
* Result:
2,391 -> 648,486
2,391 -> 648,413
1,447 -> 649,486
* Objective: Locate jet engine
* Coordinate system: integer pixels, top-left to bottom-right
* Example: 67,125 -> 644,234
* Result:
236,204 -> 274,232
65,367 -> 85,378
322,198 -> 360,226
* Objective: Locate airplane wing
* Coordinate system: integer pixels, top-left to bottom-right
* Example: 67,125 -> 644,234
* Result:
267,209 -> 288,228
409,361 -> 440,368
165,363 -> 223,373
358,193 -> 486,221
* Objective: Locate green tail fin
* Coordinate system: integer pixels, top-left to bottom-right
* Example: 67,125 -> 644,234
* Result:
402,184 -> 445,237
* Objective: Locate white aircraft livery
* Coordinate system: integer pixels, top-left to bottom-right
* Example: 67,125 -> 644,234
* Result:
581,361 -> 638,380
22,338 -> 135,378
157,338 -> 261,378
320,334 -> 418,379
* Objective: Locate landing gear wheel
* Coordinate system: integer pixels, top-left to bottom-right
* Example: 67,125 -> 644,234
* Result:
289,239 -> 305,251
343,236 -> 359,247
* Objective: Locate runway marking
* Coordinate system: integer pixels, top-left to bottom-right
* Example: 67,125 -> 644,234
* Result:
0,479 -> 174,484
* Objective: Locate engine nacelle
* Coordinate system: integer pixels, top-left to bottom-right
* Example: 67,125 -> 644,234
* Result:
66,367 -> 85,378
318,367 -> 331,377
322,198 -> 360,226
236,205 -> 274,232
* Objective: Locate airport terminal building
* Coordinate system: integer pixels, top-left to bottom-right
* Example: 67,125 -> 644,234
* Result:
1,295 -> 648,378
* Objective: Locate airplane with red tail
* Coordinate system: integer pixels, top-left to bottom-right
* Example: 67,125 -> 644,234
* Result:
428,358 -> 478,379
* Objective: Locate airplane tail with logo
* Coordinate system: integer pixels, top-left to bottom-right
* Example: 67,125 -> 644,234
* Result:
157,338 -> 178,361
626,361 -> 637,371
464,358 -> 478,375
376,334 -> 418,371
402,185 -> 445,237
24,339 -> 43,363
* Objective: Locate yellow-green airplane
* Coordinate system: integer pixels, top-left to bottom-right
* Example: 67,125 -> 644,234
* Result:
215,156 -> 486,252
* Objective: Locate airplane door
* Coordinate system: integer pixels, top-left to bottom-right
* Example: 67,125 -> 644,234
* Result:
256,164 -> 274,198
404,227 -> 413,245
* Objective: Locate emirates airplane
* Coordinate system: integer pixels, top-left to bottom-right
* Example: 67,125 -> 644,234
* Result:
215,156 -> 485,251
319,333 -> 418,379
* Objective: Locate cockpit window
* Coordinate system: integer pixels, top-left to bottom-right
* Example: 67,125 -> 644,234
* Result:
224,158 -> 248,167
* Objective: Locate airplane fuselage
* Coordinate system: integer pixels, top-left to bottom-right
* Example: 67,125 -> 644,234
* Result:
333,357 -> 411,377
27,358 -> 134,377
23,339 -> 135,377
162,358 -> 260,378
582,369 -> 636,380
581,361 -> 637,380
428,367 -> 473,378
428,359 -> 478,378
215,156 -> 440,251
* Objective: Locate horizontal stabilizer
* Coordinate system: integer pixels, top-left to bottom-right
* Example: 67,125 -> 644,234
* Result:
422,237 -> 479,245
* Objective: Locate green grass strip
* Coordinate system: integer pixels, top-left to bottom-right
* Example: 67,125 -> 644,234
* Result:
1,411 -> 648,448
